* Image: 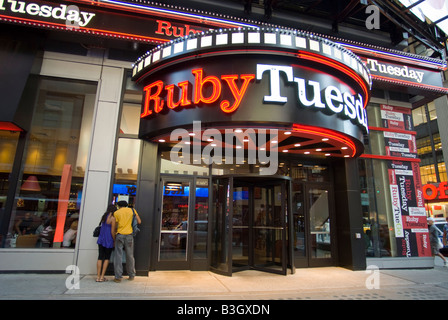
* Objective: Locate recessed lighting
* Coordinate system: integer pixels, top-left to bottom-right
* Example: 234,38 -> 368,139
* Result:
189,133 -> 195,136
341,146 -> 348,150
294,143 -> 301,147
284,131 -> 291,135
322,138 -> 329,141
325,153 -> 331,156
344,155 -> 350,158
260,147 -> 266,150
235,129 -> 243,133
304,151 -> 310,154
283,150 -> 289,153
158,139 -> 165,143
316,149 -> 322,151
271,140 -> 278,144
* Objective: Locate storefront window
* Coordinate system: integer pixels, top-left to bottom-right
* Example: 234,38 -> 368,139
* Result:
361,103 -> 427,259
359,158 -> 392,257
5,77 -> 96,248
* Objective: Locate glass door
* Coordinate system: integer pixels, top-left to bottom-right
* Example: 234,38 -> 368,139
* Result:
157,176 -> 210,270
292,182 -> 335,268
211,176 -> 290,276
232,183 -> 250,271
158,179 -> 192,269
307,183 -> 334,267
252,182 -> 287,274
210,177 -> 232,276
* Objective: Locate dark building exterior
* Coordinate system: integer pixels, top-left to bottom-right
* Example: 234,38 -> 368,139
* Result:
0,0 -> 447,275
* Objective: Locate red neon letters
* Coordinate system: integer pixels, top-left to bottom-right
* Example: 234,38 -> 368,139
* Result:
141,68 -> 255,117
423,182 -> 448,201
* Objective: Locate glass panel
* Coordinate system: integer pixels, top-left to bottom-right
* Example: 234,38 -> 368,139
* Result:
193,178 -> 209,259
0,130 -> 19,206
232,185 -> 249,268
119,72 -> 142,135
6,77 -> 96,248
253,185 -> 284,271
308,187 -> 331,259
290,163 -> 330,182
160,150 -> 209,176
113,138 -> 141,205
292,182 -> 306,259
210,178 -> 231,274
159,180 -> 190,261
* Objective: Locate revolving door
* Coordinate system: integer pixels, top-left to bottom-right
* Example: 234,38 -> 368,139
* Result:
210,175 -> 293,276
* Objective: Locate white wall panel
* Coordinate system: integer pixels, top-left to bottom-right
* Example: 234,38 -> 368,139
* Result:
40,58 -> 101,81
88,100 -> 119,172
99,66 -> 123,103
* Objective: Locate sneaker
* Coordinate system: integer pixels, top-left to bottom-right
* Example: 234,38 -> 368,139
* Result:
128,276 -> 135,281
113,278 -> 122,283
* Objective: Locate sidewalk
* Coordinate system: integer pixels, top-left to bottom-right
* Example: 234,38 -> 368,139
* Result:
1,260 -> 448,300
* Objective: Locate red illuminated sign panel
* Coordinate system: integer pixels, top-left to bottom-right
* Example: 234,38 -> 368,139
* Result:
423,182 -> 448,201
141,68 -> 255,116
140,64 -> 368,133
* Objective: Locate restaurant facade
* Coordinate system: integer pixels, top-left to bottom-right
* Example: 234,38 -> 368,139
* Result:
0,0 -> 447,275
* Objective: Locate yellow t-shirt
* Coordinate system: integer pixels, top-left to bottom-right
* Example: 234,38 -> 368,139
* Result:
114,207 -> 134,235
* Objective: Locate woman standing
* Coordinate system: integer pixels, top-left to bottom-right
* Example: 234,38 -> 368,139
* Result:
96,205 -> 116,282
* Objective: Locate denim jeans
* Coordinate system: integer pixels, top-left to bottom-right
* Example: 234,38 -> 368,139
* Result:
114,234 -> 136,279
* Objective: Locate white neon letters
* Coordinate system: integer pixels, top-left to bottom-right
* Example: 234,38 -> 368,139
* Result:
256,64 -> 368,132
0,0 -> 96,27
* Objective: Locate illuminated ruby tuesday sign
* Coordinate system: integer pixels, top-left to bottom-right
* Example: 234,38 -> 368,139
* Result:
133,28 -> 371,150
141,64 -> 368,132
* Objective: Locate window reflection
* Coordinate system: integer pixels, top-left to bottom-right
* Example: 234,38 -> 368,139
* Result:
5,77 -> 96,248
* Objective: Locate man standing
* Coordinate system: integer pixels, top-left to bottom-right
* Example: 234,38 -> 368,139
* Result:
113,200 -> 141,282
428,217 -> 447,267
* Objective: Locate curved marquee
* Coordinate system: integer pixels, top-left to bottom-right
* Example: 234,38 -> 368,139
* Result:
133,28 -> 372,158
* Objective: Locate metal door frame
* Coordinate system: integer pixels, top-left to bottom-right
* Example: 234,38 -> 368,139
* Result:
155,174 -> 198,270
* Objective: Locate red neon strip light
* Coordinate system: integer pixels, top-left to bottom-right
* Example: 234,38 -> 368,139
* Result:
369,126 -> 417,136
0,15 -> 169,43
297,51 -> 370,108
360,154 -> 420,163
292,123 -> 357,157
372,75 -> 448,93
351,48 -> 446,71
